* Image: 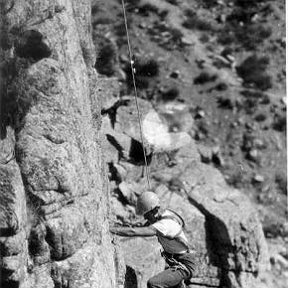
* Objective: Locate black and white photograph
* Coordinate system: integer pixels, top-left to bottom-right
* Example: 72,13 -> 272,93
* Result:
0,0 -> 287,287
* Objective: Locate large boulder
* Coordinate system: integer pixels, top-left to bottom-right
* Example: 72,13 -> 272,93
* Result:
101,97 -> 194,166
117,140 -> 269,288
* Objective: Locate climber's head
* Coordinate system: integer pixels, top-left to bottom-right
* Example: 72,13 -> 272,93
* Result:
136,191 -> 160,223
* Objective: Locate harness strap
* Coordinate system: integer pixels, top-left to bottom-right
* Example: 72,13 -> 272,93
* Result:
161,251 -> 191,276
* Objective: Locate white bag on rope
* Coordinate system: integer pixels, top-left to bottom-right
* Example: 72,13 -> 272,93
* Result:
143,110 -> 191,152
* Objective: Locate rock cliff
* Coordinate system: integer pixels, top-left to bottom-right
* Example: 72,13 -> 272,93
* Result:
0,1 -> 124,287
100,82 -> 270,288
1,1 -> 272,288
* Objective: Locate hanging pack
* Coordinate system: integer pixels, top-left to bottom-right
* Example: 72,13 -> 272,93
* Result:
160,208 -> 186,229
158,209 -> 190,255
158,208 -> 190,250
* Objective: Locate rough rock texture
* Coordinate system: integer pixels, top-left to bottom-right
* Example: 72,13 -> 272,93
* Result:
116,141 -> 269,288
0,1 -> 272,287
101,90 -> 269,287
0,1 -> 124,287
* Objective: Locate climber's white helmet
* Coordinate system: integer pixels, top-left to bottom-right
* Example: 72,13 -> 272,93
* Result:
136,191 -> 160,216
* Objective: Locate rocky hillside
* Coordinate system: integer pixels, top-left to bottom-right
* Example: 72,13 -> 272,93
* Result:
92,0 -> 287,287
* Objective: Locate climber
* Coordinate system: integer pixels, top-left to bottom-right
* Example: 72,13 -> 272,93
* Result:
110,191 -> 197,288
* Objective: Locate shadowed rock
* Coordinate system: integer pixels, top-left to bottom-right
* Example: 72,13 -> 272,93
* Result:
0,1 -> 124,287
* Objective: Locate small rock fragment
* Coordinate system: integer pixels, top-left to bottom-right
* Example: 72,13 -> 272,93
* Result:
170,70 -> 180,79
197,144 -> 212,163
247,149 -> 259,162
253,174 -> 265,183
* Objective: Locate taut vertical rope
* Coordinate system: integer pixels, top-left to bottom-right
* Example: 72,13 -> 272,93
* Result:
120,0 -> 151,190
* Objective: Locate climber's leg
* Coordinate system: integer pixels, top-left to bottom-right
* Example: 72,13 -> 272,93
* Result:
147,267 -> 189,288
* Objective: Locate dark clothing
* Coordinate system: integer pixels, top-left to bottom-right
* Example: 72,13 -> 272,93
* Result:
147,251 -> 197,288
147,267 -> 188,288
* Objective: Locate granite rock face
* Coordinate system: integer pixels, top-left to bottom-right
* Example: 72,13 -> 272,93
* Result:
113,141 -> 269,288
100,87 -> 269,287
0,1 -> 270,288
0,1 -> 124,287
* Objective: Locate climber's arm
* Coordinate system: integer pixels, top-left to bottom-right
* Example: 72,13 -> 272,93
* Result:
110,226 -> 156,237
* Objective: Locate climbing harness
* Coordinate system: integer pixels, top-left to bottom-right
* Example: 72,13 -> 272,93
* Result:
120,0 -> 151,190
160,250 -> 191,276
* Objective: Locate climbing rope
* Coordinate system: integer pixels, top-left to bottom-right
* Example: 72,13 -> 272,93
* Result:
120,0 -> 151,190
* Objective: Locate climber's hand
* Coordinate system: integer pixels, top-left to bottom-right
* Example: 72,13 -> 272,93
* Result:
110,226 -> 121,234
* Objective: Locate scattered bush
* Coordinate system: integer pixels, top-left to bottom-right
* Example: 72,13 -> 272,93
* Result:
219,23 -> 272,50
166,0 -> 179,5
241,90 -> 266,99
217,97 -> 234,109
218,28 -> 236,45
117,0 -> 141,11
272,114 -> 286,132
91,4 -> 101,15
166,27 -> 183,48
182,9 -> 214,31
160,87 -> 179,101
198,0 -> 218,8
137,4 -> 159,16
169,71 -> 179,79
259,94 -> 271,105
218,0 -> 272,51
134,59 -> 159,77
242,98 -> 258,114
159,10 -> 169,20
214,82 -> 228,91
114,16 -> 132,37
194,72 -> 217,84
236,24 -> 272,50
114,23 -> 127,38
236,55 -> 272,91
275,172 -> 287,195
254,113 -> 267,122
124,58 -> 159,89
148,23 -> 184,50
235,0 -> 270,8
95,39 -> 117,77
226,7 -> 256,25
92,17 -> 113,27
241,132 -> 255,152
199,33 -> 210,43
263,222 -> 287,238
240,90 -> 270,104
